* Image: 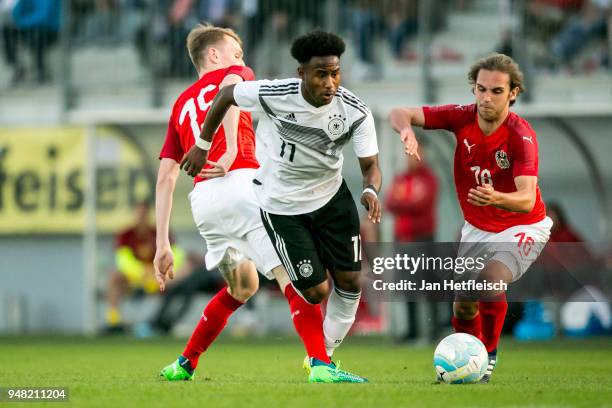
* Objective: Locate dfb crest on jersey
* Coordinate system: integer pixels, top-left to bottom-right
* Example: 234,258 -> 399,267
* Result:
328,114 -> 346,136
495,150 -> 510,169
297,259 -> 314,278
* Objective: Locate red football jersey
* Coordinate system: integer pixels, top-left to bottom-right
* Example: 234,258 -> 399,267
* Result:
159,65 -> 259,184
423,104 -> 546,233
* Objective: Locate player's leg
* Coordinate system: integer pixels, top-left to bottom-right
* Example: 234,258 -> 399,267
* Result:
260,209 -> 366,382
477,259 -> 512,354
242,224 -> 331,365
182,252 -> 258,368
161,175 -> 262,380
452,221 -> 501,349
323,271 -> 361,357
452,299 -> 482,339
260,209 -> 330,303
314,181 -> 363,358
453,260 -> 511,345
161,249 -> 257,381
270,266 -> 330,364
476,217 -> 553,382
473,259 -> 512,383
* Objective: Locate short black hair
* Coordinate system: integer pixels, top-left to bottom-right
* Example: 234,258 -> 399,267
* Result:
290,30 -> 346,64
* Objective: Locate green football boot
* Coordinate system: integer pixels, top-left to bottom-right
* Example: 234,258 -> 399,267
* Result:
307,358 -> 368,383
160,356 -> 194,381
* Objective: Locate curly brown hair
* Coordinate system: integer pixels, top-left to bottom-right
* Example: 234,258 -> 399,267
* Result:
468,54 -> 525,106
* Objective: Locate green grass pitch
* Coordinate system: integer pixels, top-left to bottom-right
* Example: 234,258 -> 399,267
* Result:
1,336 -> 610,407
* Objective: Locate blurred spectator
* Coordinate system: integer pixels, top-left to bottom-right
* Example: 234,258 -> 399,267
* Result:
83,0 -> 121,45
385,151 -> 438,243
351,0 -> 385,65
196,0 -> 241,28
382,0 -> 418,60
244,0 -> 324,76
166,0 -> 196,77
150,0 -> 243,78
385,150 -> 440,341
105,201 -> 190,332
70,0 -> 146,46
502,0 -> 584,67
1,0 -> 60,84
350,0 -> 455,78
550,0 -> 611,70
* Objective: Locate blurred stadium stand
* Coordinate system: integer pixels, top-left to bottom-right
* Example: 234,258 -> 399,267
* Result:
1,0 -> 611,335
0,0 -> 611,118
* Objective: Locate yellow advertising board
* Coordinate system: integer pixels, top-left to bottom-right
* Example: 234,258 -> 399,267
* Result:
0,126 -> 154,234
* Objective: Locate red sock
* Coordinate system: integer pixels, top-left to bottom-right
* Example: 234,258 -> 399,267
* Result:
182,287 -> 243,369
451,313 -> 482,340
284,284 -> 331,364
479,293 -> 508,353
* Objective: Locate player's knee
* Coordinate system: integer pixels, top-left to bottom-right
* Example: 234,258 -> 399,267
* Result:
333,271 -> 361,294
226,272 -> 259,302
228,281 -> 258,302
479,260 -> 513,284
220,252 -> 259,302
301,281 -> 330,304
454,301 -> 479,319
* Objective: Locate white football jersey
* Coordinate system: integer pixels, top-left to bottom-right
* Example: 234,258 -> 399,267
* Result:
233,78 -> 378,215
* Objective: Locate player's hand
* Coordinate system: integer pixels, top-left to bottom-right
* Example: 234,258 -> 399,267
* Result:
198,156 -> 232,179
153,246 -> 174,292
400,126 -> 421,161
180,145 -> 209,177
361,192 -> 382,223
467,184 -> 497,207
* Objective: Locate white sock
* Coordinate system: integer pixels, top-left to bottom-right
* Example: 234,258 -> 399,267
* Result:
323,286 -> 361,357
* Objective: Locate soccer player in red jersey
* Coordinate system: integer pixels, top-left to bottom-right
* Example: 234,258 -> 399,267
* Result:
154,24 -> 353,382
389,54 -> 553,383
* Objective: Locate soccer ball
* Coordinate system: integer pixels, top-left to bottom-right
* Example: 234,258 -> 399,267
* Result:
433,333 -> 488,384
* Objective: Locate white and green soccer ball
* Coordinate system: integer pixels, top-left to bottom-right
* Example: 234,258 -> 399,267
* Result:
433,333 -> 488,384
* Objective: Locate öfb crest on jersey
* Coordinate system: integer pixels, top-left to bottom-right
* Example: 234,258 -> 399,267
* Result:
495,150 -> 510,169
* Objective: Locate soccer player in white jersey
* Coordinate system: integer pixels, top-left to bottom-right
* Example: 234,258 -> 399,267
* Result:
155,24 -> 365,383
181,31 -> 382,378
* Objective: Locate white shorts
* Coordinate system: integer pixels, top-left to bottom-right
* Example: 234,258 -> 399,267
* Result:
188,168 -> 281,279
457,216 -> 553,282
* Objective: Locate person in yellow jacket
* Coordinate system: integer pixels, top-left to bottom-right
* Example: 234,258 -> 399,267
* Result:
105,201 -> 187,330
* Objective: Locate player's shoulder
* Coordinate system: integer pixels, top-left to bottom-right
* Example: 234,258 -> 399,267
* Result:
425,103 -> 476,120
442,103 -> 477,116
224,65 -> 256,81
336,86 -> 370,116
258,77 -> 301,96
506,111 -> 536,138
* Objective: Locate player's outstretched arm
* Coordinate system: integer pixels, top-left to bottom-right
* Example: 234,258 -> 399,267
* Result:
359,155 -> 382,224
199,74 -> 243,179
389,107 -> 425,160
154,158 -> 180,291
467,175 -> 537,213
180,84 -> 239,177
